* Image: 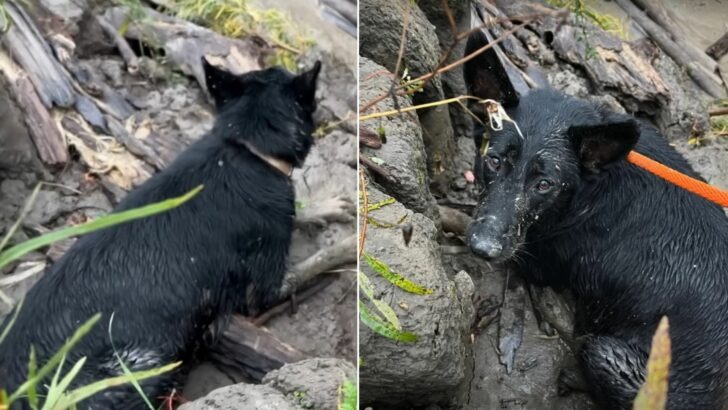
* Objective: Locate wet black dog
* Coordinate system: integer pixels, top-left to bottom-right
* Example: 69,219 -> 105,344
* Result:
0,59 -> 321,408
464,30 -> 728,409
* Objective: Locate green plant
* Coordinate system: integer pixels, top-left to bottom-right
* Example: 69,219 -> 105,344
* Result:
171,0 -> 314,70
337,379 -> 357,410
358,175 -> 429,343
0,185 -> 202,409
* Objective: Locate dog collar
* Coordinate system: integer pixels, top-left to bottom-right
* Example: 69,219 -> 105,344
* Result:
242,142 -> 294,177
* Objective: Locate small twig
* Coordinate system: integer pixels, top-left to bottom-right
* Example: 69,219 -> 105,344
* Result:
253,275 -> 337,326
359,17 -> 539,113
359,155 -> 395,182
388,0 -> 413,113
709,107 -> 728,117
358,170 -> 368,257
95,16 -> 139,74
360,95 -> 484,121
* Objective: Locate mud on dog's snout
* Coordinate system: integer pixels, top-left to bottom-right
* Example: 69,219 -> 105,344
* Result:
467,216 -> 507,259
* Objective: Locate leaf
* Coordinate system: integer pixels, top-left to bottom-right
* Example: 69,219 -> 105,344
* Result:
337,379 -> 357,410
42,356 -> 87,410
359,301 -> 417,343
0,298 -> 23,346
370,156 -> 385,165
8,314 -> 101,403
633,316 -> 671,410
108,313 -> 156,410
54,362 -> 181,408
362,253 -> 432,295
359,272 -> 401,330
0,186 -> 203,270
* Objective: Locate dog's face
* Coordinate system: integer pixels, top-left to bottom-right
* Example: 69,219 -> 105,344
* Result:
202,59 -> 322,166
463,31 -> 639,263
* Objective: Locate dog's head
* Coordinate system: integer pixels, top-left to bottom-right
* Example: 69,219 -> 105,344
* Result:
202,59 -> 322,167
463,30 -> 640,263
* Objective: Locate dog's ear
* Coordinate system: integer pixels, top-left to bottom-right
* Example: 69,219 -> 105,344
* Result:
568,120 -> 640,173
463,30 -> 520,108
202,57 -> 243,108
292,61 -> 321,109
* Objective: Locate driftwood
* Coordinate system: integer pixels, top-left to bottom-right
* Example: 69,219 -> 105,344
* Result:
630,0 -> 718,73
614,0 -> 726,99
94,16 -> 139,74
552,23 -> 669,113
0,0 -> 76,108
104,6 -> 266,91
280,234 -> 357,297
0,52 -> 68,166
208,316 -> 306,382
439,205 -> 472,237
707,31 -> 728,61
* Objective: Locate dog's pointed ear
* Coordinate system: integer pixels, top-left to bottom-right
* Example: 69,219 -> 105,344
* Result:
202,57 -> 242,108
568,120 -> 640,173
293,61 -> 321,108
463,30 -> 520,108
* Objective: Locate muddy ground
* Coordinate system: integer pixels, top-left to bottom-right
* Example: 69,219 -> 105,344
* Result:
0,0 -> 357,404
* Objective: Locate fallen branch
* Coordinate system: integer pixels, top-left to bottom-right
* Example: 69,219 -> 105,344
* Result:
94,16 -> 139,74
208,315 -> 305,382
707,31 -> 728,61
280,234 -> 357,298
630,0 -> 717,72
614,0 -> 726,98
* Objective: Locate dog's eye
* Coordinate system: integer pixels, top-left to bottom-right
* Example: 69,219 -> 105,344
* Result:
535,179 -> 553,193
486,155 -> 501,172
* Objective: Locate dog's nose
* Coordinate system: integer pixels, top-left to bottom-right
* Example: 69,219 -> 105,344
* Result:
469,236 -> 503,259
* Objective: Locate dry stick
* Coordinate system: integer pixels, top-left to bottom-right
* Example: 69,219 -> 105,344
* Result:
360,95 -> 484,121
95,16 -> 139,74
710,107 -> 728,117
630,0 -> 717,72
388,0 -> 413,111
359,155 -> 394,182
358,170 -> 368,257
359,18 -> 534,113
253,276 -> 338,326
614,0 -> 726,98
707,31 -> 728,61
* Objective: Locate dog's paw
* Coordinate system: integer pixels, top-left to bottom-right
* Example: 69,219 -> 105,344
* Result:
298,196 -> 355,227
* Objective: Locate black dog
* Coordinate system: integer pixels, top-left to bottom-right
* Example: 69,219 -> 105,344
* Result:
0,59 -> 321,408
464,30 -> 728,409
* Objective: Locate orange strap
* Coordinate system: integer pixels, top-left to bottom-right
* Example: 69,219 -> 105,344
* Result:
627,151 -> 728,208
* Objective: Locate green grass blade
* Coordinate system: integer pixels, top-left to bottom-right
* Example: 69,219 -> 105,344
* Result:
42,357 -> 86,410
0,298 -> 23,345
362,253 -> 432,295
54,362 -> 181,408
0,183 -> 42,252
107,313 -> 155,410
0,185 -> 203,269
359,272 -> 401,330
359,301 -> 417,343
8,314 -> 101,403
27,346 -> 39,409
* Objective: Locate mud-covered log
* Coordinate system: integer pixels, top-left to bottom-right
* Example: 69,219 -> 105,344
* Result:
630,0 -> 718,72
614,0 -> 726,98
707,31 -> 728,61
0,0 -> 76,108
207,315 -> 305,382
0,52 -> 68,166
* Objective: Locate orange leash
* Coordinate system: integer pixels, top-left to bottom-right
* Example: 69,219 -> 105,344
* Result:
627,151 -> 728,208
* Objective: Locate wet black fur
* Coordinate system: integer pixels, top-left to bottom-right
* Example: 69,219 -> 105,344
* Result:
464,32 -> 728,409
0,60 -> 321,409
